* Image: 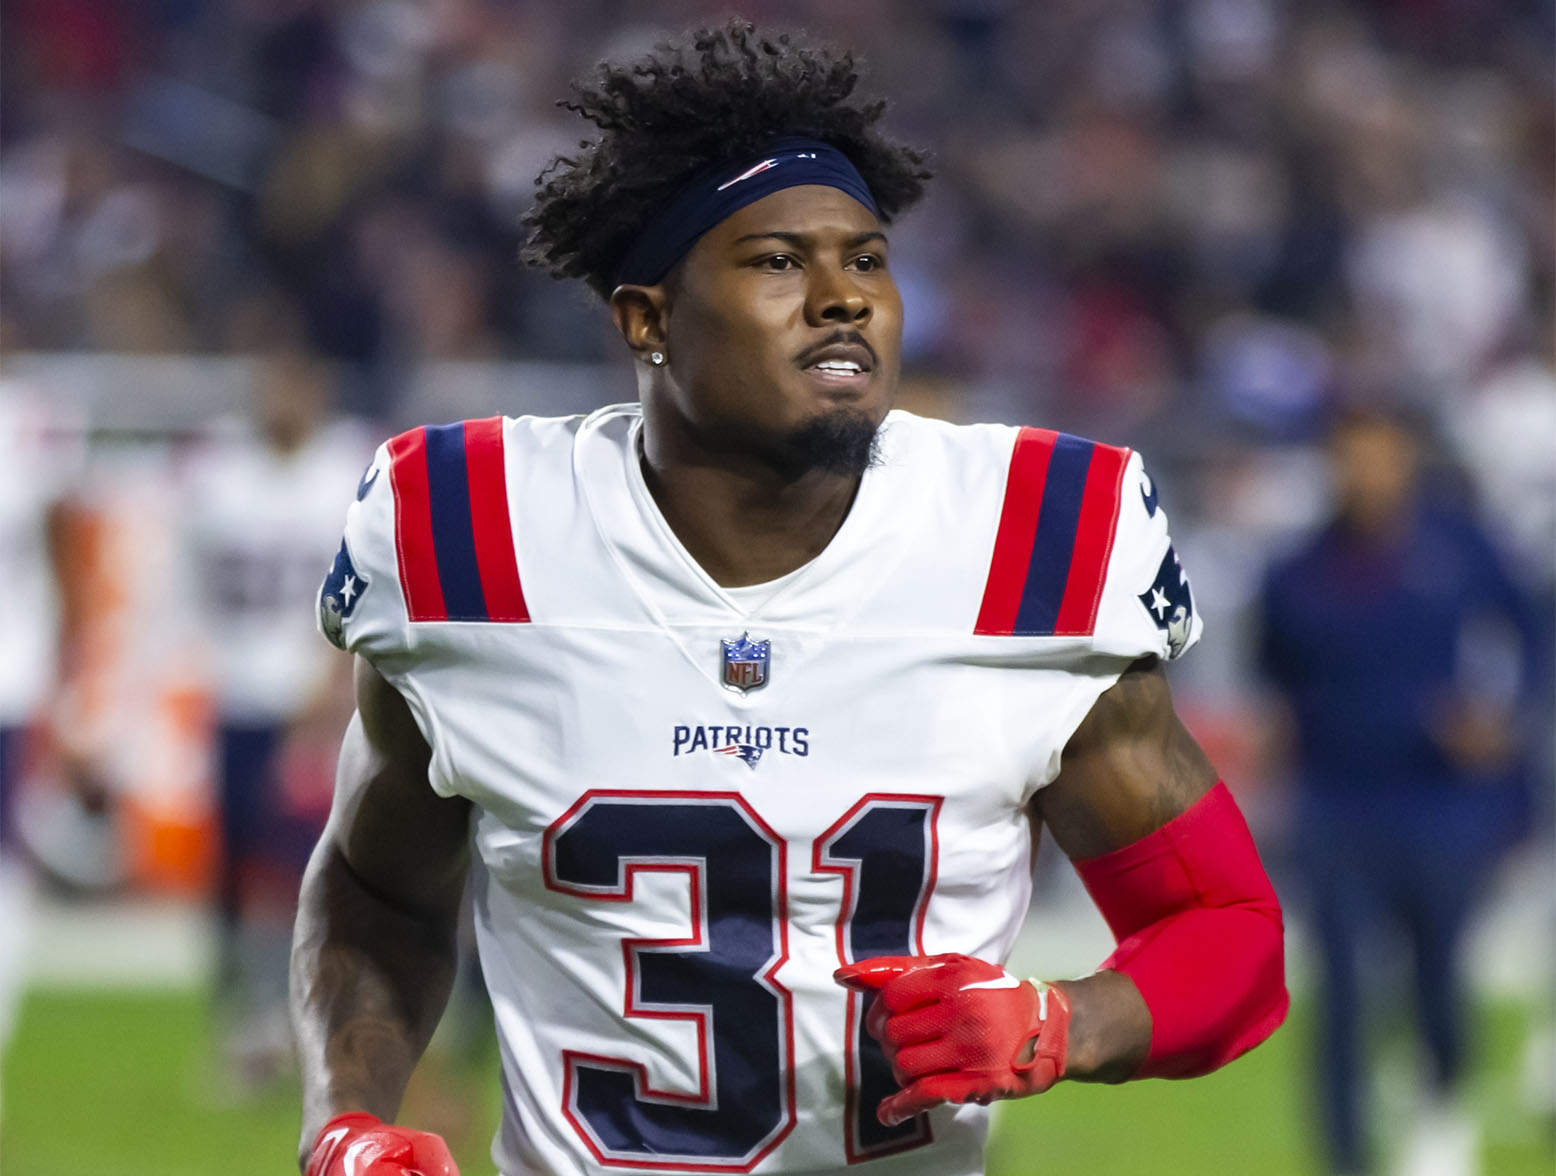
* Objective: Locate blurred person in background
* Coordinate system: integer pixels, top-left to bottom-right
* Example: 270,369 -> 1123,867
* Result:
0,385 -> 76,852
0,335 -> 89,1084
180,339 -> 367,1092
1257,404 -> 1542,1176
291,22 -> 1288,1176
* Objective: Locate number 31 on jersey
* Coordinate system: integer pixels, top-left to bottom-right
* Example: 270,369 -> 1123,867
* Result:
544,791 -> 942,1171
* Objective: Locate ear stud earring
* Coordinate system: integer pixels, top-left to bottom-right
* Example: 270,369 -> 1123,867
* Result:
650,351 -> 665,365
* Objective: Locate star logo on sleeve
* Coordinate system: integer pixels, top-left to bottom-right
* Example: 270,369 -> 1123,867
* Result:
319,539 -> 369,650
1137,545 -> 1195,659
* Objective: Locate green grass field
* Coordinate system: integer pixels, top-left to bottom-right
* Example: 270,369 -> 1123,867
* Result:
1,989 -> 1551,1175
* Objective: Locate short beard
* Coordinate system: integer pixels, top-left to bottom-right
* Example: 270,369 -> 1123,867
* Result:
777,409 -> 882,477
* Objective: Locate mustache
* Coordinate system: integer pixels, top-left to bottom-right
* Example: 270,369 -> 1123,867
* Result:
794,331 -> 877,367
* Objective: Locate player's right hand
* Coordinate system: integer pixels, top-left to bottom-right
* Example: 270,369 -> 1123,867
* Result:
304,1111 -> 459,1176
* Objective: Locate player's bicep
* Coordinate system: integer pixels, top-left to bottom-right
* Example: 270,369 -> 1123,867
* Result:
1035,657 -> 1216,861
321,657 -> 472,916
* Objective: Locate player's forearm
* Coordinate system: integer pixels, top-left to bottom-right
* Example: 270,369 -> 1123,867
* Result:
1058,901 -> 1287,1082
1051,970 -> 1151,1083
1074,784 -> 1289,1079
290,843 -> 460,1167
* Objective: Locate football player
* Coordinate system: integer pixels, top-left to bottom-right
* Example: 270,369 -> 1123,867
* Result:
184,346 -> 367,1083
292,22 -> 1287,1176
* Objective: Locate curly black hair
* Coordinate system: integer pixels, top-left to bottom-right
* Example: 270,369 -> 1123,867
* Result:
520,20 -> 932,300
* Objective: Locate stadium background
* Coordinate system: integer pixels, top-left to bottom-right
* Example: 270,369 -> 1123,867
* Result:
0,1 -> 1552,1173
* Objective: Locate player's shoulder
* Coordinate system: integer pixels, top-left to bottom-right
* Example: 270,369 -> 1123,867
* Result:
921,411 -> 1199,660
318,412 -> 591,652
361,410 -> 589,536
877,408 -> 1028,466
881,410 -> 1143,559
364,410 -> 589,515
879,409 -> 1135,483
375,411 -> 586,469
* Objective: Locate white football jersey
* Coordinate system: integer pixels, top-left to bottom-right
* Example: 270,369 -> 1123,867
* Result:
182,419 -> 369,722
320,404 -> 1200,1176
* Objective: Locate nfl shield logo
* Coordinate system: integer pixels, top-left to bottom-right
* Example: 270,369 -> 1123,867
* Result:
721,632 -> 771,694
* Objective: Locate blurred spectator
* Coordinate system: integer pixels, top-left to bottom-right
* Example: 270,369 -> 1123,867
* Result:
1445,342 -> 1556,600
0,342 -> 88,1063
0,378 -> 82,855
1256,405 -> 1543,1176
178,343 -> 367,1091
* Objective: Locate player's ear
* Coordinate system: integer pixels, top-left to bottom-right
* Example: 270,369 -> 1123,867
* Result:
610,283 -> 669,363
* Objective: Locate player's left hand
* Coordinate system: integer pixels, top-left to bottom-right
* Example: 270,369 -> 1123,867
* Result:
834,953 -> 1071,1125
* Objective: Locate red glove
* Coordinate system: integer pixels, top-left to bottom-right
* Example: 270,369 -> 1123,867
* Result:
304,1111 -> 459,1176
834,953 -> 1071,1126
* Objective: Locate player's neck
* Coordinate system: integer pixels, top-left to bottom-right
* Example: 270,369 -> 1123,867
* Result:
637,432 -> 862,588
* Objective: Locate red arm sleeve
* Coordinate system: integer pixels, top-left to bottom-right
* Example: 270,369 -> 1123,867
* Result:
1072,781 -> 1289,1078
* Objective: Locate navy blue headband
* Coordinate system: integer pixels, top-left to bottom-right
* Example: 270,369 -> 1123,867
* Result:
614,138 -> 879,288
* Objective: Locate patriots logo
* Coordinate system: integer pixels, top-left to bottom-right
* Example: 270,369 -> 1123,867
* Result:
715,149 -> 819,192
717,157 -> 780,191
1138,545 -> 1194,659
714,744 -> 765,770
356,464 -> 379,501
319,539 -> 368,650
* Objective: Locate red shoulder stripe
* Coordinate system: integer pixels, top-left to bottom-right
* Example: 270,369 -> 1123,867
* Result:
1052,443 -> 1130,635
462,417 -> 529,623
388,428 -> 448,622
974,427 -> 1059,636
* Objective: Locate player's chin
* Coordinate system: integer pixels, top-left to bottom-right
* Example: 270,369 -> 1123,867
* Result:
777,405 -> 883,477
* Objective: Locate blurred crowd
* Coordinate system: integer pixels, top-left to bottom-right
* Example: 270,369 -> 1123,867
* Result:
0,0 -> 1549,443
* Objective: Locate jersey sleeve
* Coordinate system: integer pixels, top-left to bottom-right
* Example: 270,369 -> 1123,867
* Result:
317,441 -> 406,660
1091,450 -> 1203,662
317,422 -> 529,802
